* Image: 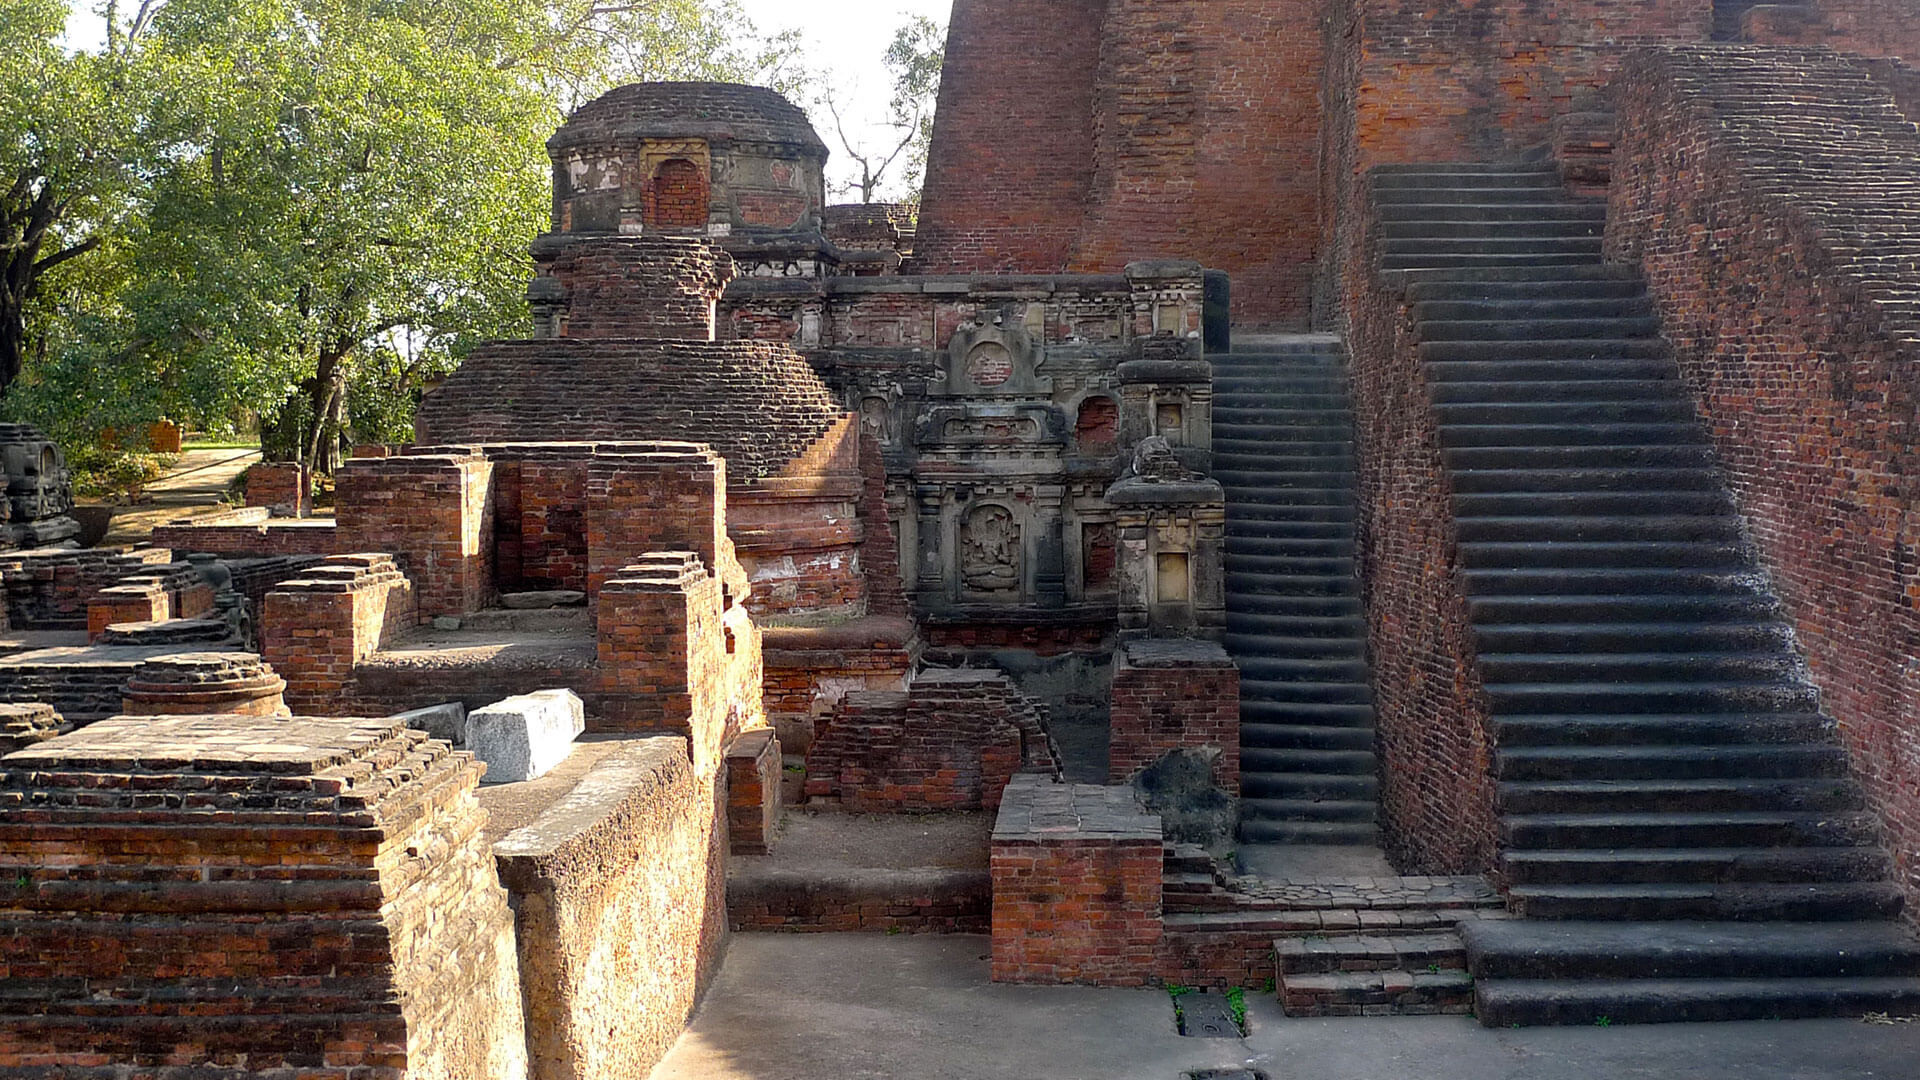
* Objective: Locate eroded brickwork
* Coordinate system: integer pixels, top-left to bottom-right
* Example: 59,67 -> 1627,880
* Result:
541,237 -> 732,340
1607,44 -> 1920,921
336,453 -> 494,618
494,738 -> 727,1080
1108,639 -> 1240,788
262,554 -> 419,715
0,714 -> 528,1078
805,668 -> 1061,811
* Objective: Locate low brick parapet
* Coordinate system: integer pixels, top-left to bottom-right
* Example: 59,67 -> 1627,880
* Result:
1109,638 -> 1241,789
990,776 -> 1164,986
261,553 -> 418,715
725,728 -> 782,855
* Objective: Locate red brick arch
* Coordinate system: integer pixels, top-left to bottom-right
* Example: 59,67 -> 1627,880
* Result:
647,158 -> 709,230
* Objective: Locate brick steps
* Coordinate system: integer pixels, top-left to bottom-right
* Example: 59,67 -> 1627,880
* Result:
1276,933 -> 1476,1017
1216,343 -> 1378,848
1373,160 -> 1920,1026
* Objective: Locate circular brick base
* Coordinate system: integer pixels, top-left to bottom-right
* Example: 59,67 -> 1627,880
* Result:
121,652 -> 290,717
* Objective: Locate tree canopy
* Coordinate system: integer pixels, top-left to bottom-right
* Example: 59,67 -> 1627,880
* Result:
7,0 -> 804,467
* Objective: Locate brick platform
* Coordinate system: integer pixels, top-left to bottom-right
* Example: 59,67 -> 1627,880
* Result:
991,777 -> 1164,986
120,651 -> 290,716
0,713 -> 528,1078
0,701 -> 60,754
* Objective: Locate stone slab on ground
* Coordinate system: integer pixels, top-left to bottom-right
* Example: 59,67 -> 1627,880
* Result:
392,701 -> 469,745
649,934 -> 1920,1080
468,688 -> 585,784
475,735 -> 656,842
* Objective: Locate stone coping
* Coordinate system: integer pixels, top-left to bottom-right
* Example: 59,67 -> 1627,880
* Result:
992,776 -> 1160,843
493,736 -> 689,886
1119,638 -> 1235,669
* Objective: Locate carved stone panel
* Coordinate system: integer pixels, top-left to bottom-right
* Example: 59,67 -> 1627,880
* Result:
960,504 -> 1022,598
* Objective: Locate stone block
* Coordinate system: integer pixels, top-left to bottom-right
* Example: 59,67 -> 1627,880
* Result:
470,688 -> 587,783
501,589 -> 586,609
394,700 -> 471,745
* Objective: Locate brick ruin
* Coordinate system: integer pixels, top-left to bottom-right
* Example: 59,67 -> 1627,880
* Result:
12,2 -> 1920,1068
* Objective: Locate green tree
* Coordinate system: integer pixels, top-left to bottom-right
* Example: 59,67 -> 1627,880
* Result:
9,0 -> 803,467
0,0 -> 142,399
821,15 -> 945,204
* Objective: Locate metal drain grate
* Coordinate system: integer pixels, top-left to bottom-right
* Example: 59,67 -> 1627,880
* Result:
1183,1070 -> 1269,1080
1174,992 -> 1243,1038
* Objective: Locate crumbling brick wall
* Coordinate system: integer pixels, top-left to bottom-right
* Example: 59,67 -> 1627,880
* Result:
1741,0 -> 1920,60
335,452 -> 494,618
1607,43 -> 1920,920
1108,639 -> 1240,788
262,553 -> 419,715
805,667 -> 1061,811
495,737 -> 728,1080
542,236 -> 732,339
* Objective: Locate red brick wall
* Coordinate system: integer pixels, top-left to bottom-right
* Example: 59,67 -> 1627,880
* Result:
913,0 -> 1104,276
917,0 -> 1321,325
336,453 -> 494,618
1108,640 -> 1241,788
1606,44 -> 1920,921
543,236 -> 729,340
1743,0 -> 1920,59
585,449 -> 728,601
646,158 -> 709,230
493,457 -> 590,593
725,728 -> 781,855
244,461 -> 310,515
262,554 -> 419,715
151,512 -> 343,559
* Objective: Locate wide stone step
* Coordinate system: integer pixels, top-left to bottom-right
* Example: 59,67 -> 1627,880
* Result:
1420,338 -> 1671,362
1225,553 -> 1357,577
1227,571 -> 1360,597
1240,700 -> 1377,727
1506,881 -> 1905,922
1499,777 -> 1865,815
1414,297 -> 1652,321
1483,680 -> 1820,715
1371,185 -> 1584,205
1459,540 -> 1746,570
1223,518 -> 1356,540
1382,252 -> 1603,271
1213,423 -> 1354,445
1463,567 -> 1770,600
1449,467 -> 1722,493
1375,201 -> 1609,224
1231,593 -> 1364,617
1406,274 -> 1642,300
1445,444 -> 1715,470
1242,723 -> 1375,751
1242,770 -> 1381,800
1277,932 -> 1466,975
1435,399 -> 1698,427
1224,633 -> 1366,660
1502,811 -> 1882,851
1428,358 -> 1681,382
1479,651 -> 1802,684
1440,422 -> 1707,448
1384,219 -> 1602,241
1225,535 -> 1355,558
1243,747 -> 1377,775
1495,744 -> 1853,782
1454,515 -> 1744,545
1241,680 -> 1375,706
1418,317 -> 1662,343
1502,848 -> 1893,886
1239,819 -> 1381,845
1469,592 -> 1779,624
1473,975 -> 1920,1027
1216,469 -> 1354,488
1462,920 -> 1920,982
1431,378 -> 1689,404
1226,488 -> 1356,510
1238,656 -> 1370,682
1371,168 -> 1565,187
1244,797 -> 1380,823
1491,710 -> 1833,746
1222,504 -> 1358,524
1399,263 -> 1639,285
1455,483 -> 1730,516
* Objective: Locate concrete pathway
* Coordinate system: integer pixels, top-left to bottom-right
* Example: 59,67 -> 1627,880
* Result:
651,934 -> 1920,1080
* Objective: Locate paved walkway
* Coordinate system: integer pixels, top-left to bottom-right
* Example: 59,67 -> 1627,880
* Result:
83,447 -> 260,547
650,934 -> 1920,1080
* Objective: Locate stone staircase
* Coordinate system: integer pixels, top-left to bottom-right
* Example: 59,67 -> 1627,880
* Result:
1370,162 -> 1920,1025
1213,339 -> 1378,845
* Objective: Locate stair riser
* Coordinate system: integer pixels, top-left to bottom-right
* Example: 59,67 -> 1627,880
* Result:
1499,782 -> 1867,815
1420,318 -> 1662,343
1504,818 -> 1879,850
1474,982 -> 1920,1028
1510,888 -> 1903,923
1480,655 -> 1802,683
1485,684 -> 1820,715
1495,748 -> 1852,782
1502,850 -> 1893,887
1460,543 -> 1747,570
1491,715 -> 1832,747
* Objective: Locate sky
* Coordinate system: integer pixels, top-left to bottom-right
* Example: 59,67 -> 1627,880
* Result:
61,0 -> 952,197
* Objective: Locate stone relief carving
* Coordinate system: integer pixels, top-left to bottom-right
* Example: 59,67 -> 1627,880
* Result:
960,504 -> 1021,595
944,415 -> 1038,442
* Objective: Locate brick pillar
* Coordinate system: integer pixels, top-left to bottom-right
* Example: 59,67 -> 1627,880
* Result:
261,554 -> 417,715
725,728 -> 782,855
245,462 -> 311,516
1109,638 -> 1241,790
991,776 -> 1163,986
335,452 -> 493,617
585,447 -> 728,601
595,553 -> 724,756
85,582 -> 166,639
